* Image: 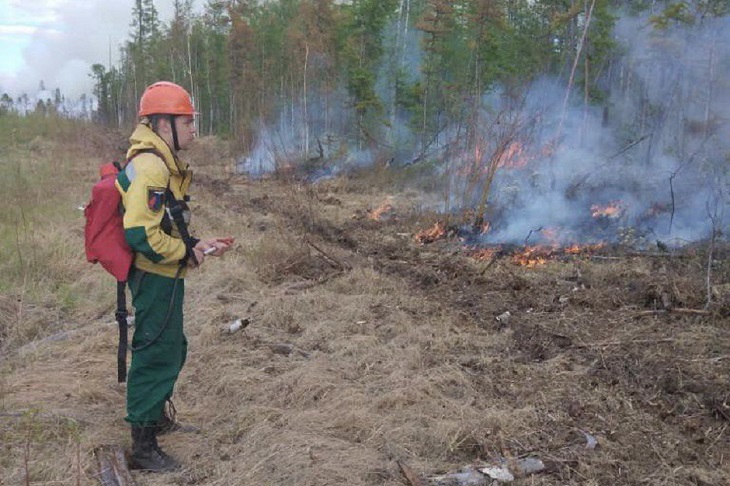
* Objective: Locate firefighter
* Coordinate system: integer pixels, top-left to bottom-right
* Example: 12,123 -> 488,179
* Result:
116,81 -> 233,472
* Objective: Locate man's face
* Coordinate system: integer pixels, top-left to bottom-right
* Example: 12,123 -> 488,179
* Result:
174,115 -> 197,150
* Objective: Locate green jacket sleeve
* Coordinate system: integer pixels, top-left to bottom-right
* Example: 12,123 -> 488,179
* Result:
116,154 -> 187,264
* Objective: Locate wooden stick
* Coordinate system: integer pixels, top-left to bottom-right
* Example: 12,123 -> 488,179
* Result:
282,273 -> 338,294
95,445 -> 137,486
625,251 -> 695,259
397,461 -> 426,486
304,237 -> 345,270
573,338 -> 677,348
635,308 -> 711,318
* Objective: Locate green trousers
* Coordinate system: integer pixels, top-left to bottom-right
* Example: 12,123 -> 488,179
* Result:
125,267 -> 187,426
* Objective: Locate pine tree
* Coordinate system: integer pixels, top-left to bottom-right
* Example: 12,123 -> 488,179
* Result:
91,64 -> 112,124
228,0 -> 259,150
341,0 -> 400,146
128,0 -> 161,102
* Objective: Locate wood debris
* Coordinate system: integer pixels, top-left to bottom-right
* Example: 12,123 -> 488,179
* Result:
95,445 -> 137,486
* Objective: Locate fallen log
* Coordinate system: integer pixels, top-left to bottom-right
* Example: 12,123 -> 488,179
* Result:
95,445 -> 137,486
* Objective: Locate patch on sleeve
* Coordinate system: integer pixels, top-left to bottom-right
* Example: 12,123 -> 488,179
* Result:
147,187 -> 166,212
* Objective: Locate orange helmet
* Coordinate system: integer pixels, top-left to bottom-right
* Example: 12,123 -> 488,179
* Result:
138,81 -> 196,117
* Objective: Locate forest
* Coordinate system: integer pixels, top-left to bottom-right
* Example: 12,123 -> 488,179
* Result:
90,0 -> 722,150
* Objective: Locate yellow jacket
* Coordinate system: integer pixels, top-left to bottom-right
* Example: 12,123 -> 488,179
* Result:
115,121 -> 194,278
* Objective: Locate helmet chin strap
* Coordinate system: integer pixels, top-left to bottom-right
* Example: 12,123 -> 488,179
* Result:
169,115 -> 180,152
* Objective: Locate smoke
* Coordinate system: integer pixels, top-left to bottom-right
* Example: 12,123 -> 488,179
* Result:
237,9 -> 730,248
238,16 -> 425,179
454,13 -> 730,248
0,0 -> 198,98
237,89 -> 359,180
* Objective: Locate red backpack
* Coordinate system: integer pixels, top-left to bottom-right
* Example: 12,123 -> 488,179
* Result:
84,161 -> 133,382
84,162 -> 133,282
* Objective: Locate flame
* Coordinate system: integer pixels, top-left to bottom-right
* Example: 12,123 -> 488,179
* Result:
414,222 -> 447,245
511,246 -> 553,267
564,243 -> 605,255
591,201 -> 625,219
510,242 -> 605,267
368,198 -> 395,221
466,240 -> 605,266
497,141 -> 530,169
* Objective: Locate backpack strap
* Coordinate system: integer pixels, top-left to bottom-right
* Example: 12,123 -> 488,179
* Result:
165,187 -> 200,266
115,281 -> 128,383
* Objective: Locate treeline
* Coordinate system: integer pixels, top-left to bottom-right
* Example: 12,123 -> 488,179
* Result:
91,0 -> 728,157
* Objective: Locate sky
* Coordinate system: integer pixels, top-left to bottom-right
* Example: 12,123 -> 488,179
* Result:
0,0 -> 188,99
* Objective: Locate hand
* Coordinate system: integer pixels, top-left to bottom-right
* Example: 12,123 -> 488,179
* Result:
188,246 -> 205,268
200,237 -> 235,257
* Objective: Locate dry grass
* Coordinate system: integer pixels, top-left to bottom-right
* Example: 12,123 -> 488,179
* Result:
1,117 -> 729,485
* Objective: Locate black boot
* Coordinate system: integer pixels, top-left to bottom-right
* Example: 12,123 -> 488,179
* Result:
130,426 -> 181,472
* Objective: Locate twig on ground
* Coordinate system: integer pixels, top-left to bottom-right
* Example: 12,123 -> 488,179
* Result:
397,461 -> 426,486
624,252 -> 695,258
304,237 -> 345,270
634,308 -> 711,318
282,272 -> 340,294
573,338 -> 677,349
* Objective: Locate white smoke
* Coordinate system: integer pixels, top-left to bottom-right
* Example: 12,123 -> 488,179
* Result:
0,0 -> 201,99
459,13 -> 730,247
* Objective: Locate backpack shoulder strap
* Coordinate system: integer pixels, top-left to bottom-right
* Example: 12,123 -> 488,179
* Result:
165,186 -> 199,265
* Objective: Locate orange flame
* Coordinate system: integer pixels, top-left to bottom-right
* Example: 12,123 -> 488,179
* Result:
512,246 -> 552,267
591,201 -> 625,219
368,198 -> 395,221
414,222 -> 447,245
564,243 -> 605,255
510,242 -> 605,267
466,241 -> 605,266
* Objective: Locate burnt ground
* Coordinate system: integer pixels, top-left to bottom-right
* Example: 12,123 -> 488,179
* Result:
220,172 -> 730,485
